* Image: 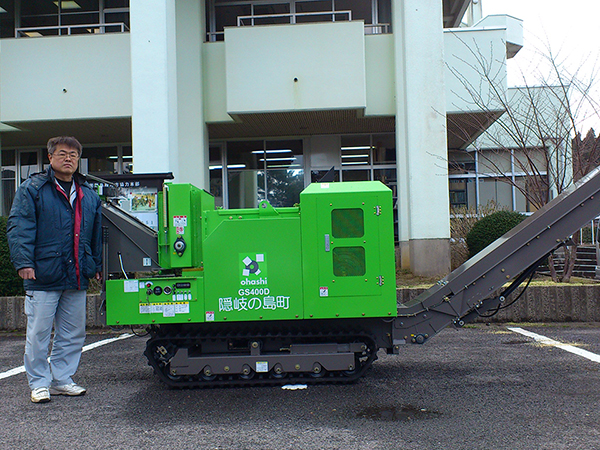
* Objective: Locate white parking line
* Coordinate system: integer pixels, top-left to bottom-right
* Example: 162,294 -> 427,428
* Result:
508,327 -> 600,363
0,333 -> 134,381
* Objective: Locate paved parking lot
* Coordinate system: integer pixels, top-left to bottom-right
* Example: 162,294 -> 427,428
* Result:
1,323 -> 599,450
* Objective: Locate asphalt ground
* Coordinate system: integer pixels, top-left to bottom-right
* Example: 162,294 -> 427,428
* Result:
1,323 -> 599,450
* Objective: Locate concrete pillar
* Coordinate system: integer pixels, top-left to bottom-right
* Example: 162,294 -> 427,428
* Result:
174,0 -> 209,188
130,0 -> 179,177
130,0 -> 208,188
392,0 -> 451,277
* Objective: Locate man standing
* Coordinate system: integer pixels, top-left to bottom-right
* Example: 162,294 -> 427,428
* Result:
7,136 -> 102,403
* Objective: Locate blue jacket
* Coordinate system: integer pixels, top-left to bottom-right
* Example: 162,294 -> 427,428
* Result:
7,167 -> 102,291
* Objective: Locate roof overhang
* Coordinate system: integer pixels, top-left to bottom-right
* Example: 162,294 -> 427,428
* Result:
443,0 -> 471,28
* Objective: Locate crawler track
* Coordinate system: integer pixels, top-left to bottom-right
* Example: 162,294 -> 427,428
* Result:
144,324 -> 378,388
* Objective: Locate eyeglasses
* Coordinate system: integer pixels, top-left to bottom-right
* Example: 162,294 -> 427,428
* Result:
54,150 -> 80,160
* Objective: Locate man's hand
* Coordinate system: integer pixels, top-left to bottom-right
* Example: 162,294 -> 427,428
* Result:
95,272 -> 102,281
18,268 -> 36,280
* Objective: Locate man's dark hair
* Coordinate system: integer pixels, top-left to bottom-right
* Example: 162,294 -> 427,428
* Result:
47,136 -> 83,156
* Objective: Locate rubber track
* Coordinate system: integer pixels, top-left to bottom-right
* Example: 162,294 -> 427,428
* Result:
144,327 -> 378,388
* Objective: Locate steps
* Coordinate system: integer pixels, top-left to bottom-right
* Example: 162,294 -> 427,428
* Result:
538,245 -> 598,278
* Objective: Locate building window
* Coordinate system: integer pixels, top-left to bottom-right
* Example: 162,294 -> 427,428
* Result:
219,139 -> 304,209
1,150 -> 16,216
340,134 -> 397,197
12,0 -> 129,38
448,149 -> 547,213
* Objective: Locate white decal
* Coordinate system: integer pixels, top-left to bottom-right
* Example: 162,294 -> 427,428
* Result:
163,304 -> 175,317
218,295 -> 290,312
175,303 -> 190,314
219,297 -> 233,311
124,280 -> 139,293
320,287 -> 329,297
139,304 -> 150,314
206,311 -> 215,321
256,362 -> 269,373
173,215 -> 187,227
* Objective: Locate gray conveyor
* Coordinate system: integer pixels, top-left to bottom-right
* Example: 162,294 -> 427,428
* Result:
393,166 -> 600,345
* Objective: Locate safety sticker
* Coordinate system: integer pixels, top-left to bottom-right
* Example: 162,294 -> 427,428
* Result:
173,215 -> 187,227
139,302 -> 190,315
175,303 -> 190,314
176,226 -> 184,235
320,287 -> 329,297
206,311 -> 215,321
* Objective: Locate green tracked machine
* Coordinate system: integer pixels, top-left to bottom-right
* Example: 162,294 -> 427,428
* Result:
103,167 -> 600,387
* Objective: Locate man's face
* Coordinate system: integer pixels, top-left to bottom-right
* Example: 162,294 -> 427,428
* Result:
48,144 -> 79,180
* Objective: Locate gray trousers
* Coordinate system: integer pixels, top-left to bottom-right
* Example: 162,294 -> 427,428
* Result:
24,290 -> 87,389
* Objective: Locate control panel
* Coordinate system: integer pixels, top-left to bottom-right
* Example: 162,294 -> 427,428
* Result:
105,276 -> 204,325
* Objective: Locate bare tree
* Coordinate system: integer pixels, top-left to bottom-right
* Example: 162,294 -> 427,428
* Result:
446,38 -> 600,282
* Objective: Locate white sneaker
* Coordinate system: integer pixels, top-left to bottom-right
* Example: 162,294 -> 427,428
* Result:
31,387 -> 51,403
49,383 -> 86,396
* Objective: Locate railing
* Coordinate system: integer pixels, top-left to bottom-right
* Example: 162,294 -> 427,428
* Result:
16,22 -> 129,38
237,10 -> 353,26
206,10 -> 390,42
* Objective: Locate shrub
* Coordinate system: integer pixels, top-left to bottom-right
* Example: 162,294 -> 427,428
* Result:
450,201 -> 506,269
466,210 -> 526,258
0,216 -> 25,296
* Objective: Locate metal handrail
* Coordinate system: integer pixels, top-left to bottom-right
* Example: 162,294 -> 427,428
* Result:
364,23 -> 390,34
237,10 -> 352,26
16,22 -> 129,38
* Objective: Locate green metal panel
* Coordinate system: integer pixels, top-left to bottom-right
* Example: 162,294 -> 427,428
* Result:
202,201 -> 303,323
158,183 -> 214,269
105,276 -> 204,325
300,181 -> 397,319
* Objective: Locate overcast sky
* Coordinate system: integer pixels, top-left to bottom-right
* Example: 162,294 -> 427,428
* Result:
481,0 -> 600,132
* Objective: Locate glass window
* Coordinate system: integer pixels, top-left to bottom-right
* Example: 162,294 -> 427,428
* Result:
228,169 -> 263,209
119,145 -> 132,174
372,134 -> 395,165
333,246 -> 366,276
266,168 -> 303,207
342,169 -> 369,181
19,151 -> 39,183
335,0 -> 371,23
296,0 -> 334,23
209,146 -> 223,207
222,139 -> 304,208
83,146 -> 118,175
105,0 -> 129,7
0,1 -> 16,38
341,135 -> 370,166
332,208 -> 364,238
479,177 -> 512,209
311,169 -> 339,183
216,4 -> 251,31
227,140 -> 263,170
16,0 -> 129,37
252,3 -> 290,25
1,150 -> 16,215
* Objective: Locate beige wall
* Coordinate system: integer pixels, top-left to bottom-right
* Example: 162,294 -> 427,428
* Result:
224,21 -> 366,114
0,33 -> 131,122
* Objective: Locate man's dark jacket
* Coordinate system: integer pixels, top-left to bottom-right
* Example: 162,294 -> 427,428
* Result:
7,166 -> 102,291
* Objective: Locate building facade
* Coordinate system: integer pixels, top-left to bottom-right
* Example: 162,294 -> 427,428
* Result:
0,0 -> 523,276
